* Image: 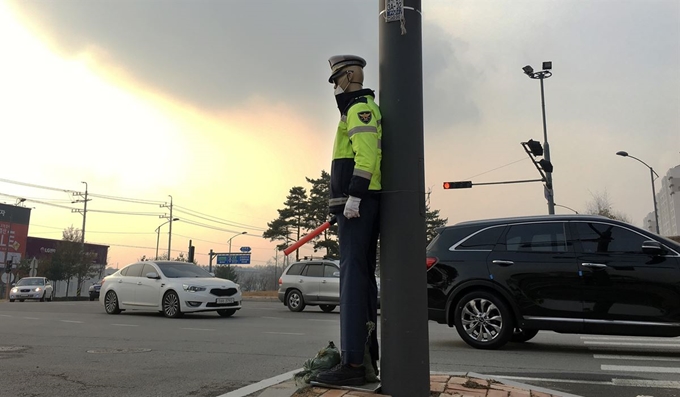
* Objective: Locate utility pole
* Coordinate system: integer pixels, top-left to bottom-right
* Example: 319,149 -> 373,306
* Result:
160,195 -> 174,260
379,1 -> 430,396
72,182 -> 92,284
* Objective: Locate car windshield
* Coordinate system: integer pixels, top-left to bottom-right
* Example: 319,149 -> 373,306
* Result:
17,278 -> 44,286
156,262 -> 213,278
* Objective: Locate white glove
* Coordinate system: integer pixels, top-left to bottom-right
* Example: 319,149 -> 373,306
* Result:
343,196 -> 361,219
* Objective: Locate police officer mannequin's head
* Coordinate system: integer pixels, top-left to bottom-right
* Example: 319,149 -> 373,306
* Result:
328,55 -> 366,94
333,65 -> 364,94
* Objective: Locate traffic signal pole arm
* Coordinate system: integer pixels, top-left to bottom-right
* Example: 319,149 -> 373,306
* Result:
443,178 -> 544,189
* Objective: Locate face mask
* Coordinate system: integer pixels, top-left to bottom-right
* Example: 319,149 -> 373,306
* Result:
334,85 -> 344,96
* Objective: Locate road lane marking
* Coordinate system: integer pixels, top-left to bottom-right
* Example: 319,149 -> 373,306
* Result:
261,316 -> 284,320
111,324 -> 139,327
594,354 -> 680,362
181,328 -> 215,331
584,341 -> 680,347
60,320 -> 83,324
263,332 -> 304,335
308,319 -> 338,323
23,317 -> 40,320
602,365 -> 680,374
0,314 -> 11,317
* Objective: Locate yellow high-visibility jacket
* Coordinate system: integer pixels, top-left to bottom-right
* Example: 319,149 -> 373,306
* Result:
329,91 -> 382,214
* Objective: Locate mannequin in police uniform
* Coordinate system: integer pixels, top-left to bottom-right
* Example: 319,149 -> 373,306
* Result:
315,55 -> 382,387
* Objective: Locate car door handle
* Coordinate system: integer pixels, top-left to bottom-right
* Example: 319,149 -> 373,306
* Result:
137,282 -> 143,285
321,280 -> 327,283
581,262 -> 607,268
492,260 -> 514,266
118,280 -> 122,283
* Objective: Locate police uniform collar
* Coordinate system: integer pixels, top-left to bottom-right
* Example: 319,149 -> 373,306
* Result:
338,89 -> 375,115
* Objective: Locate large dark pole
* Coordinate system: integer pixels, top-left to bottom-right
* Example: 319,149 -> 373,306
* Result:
378,1 -> 430,396
539,77 -> 555,215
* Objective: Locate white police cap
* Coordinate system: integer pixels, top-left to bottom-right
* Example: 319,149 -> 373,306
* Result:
328,55 -> 366,83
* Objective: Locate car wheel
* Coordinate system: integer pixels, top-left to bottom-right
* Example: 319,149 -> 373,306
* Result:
9,299 -> 14,302
217,309 -> 236,317
511,328 -> 539,343
320,304 -> 336,313
286,289 -> 305,312
162,291 -> 183,318
454,291 -> 513,350
104,291 -> 122,314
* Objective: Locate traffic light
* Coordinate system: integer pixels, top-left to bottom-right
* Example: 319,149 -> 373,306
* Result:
443,181 -> 473,189
526,139 -> 543,156
539,159 -> 553,173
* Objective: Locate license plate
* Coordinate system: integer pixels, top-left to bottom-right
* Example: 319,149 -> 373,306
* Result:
19,294 -> 28,297
216,297 -> 234,304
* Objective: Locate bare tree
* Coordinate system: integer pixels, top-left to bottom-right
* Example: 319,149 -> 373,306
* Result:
585,190 -> 631,223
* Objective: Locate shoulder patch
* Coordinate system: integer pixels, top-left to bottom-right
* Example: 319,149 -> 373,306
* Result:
358,111 -> 372,124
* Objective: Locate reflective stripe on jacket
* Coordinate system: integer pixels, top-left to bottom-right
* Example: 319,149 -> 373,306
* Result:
329,93 -> 382,214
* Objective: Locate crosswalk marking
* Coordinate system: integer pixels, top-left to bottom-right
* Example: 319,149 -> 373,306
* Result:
594,354 -> 680,362
582,336 -> 680,342
585,341 -> 680,347
602,365 -> 680,374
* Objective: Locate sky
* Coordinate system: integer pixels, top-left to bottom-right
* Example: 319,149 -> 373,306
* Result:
0,0 -> 678,270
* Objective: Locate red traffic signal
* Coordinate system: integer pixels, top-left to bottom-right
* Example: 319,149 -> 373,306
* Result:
443,181 -> 473,189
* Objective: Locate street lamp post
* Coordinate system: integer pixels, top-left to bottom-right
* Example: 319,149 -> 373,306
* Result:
156,218 -> 180,260
616,151 -> 660,234
227,231 -> 247,258
523,61 -> 555,215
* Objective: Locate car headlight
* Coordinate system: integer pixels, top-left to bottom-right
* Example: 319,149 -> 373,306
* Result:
10,288 -> 17,293
34,287 -> 42,292
182,284 -> 206,292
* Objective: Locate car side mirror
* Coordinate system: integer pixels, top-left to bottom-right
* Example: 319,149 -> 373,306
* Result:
642,240 -> 664,256
146,272 -> 161,279
333,271 -> 340,277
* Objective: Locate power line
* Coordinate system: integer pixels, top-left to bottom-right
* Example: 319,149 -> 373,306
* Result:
173,205 -> 266,232
465,157 -> 530,179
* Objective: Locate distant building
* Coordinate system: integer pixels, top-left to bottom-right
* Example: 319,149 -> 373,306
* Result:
654,165 -> 680,237
25,236 -> 109,298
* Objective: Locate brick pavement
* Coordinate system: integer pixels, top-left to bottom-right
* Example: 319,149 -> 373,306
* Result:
290,374 -> 563,397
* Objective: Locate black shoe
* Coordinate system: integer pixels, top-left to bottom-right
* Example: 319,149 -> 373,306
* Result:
315,363 -> 366,386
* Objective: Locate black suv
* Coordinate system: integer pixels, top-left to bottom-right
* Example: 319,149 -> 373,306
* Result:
427,214 -> 680,350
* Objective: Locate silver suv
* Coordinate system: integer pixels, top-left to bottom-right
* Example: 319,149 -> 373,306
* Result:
278,259 -> 341,312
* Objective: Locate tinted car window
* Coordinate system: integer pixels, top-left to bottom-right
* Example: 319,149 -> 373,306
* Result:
324,264 -> 339,277
503,223 -> 567,252
142,264 -> 157,277
286,263 -> 305,276
304,264 -> 323,277
119,267 -> 128,276
574,222 -> 647,254
456,226 -> 505,250
157,263 -> 212,278
124,264 -> 144,277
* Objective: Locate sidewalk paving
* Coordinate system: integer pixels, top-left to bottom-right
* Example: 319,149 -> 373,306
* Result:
222,371 -> 582,397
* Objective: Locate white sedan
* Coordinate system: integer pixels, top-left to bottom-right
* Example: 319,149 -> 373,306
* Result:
9,277 -> 54,302
100,261 -> 242,318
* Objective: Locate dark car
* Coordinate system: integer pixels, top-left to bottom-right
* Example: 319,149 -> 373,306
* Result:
89,280 -> 103,301
427,214 -> 680,350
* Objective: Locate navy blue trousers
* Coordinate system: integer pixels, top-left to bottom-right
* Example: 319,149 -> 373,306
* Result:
337,193 -> 380,366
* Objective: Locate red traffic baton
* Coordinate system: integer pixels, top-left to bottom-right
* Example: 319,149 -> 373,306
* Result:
282,216 -> 337,256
